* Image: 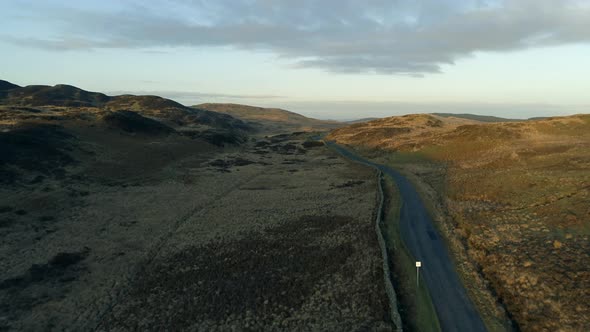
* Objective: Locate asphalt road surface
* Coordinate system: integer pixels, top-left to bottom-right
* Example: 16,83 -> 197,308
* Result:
328,142 -> 487,332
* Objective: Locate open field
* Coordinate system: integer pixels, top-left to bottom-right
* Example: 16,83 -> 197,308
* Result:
328,114 -> 590,331
95,138 -> 392,331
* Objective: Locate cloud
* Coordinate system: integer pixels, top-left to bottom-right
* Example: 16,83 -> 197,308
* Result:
3,0 -> 590,74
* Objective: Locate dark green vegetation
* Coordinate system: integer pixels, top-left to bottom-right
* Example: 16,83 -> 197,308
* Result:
0,123 -> 76,184
302,140 -> 325,148
1,248 -> 90,290
0,248 -> 90,327
102,110 -> 175,136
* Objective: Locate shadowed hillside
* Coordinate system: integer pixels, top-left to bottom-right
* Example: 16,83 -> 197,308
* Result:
195,103 -> 342,134
0,80 -> 21,91
0,80 -> 254,185
328,113 -> 590,331
0,81 -> 252,132
0,80 -> 392,331
0,84 -> 110,107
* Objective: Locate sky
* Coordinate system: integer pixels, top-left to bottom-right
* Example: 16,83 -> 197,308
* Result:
1,0 -> 589,120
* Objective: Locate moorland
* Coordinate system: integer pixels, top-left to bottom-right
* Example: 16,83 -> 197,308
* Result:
2,78 -> 588,331
329,113 -> 590,331
0,80 -> 391,331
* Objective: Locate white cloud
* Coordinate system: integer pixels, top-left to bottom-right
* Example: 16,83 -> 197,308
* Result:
3,0 -> 590,75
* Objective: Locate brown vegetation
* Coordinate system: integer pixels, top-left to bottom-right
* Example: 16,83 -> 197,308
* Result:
1,82 -> 393,330
328,113 -> 590,331
196,103 -> 342,134
0,82 -> 253,133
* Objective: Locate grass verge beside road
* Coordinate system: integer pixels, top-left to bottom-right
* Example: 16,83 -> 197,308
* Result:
381,175 -> 441,332
363,147 -> 514,332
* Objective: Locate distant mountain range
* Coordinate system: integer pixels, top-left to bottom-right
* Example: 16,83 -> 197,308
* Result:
0,79 -> 555,133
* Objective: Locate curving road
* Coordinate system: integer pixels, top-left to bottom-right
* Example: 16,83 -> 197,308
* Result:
328,142 -> 487,332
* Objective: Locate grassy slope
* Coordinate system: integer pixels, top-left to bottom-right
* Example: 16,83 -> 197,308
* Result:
0,81 -> 252,133
0,89 -> 254,185
432,113 -> 520,123
328,113 -> 590,331
195,103 -> 342,134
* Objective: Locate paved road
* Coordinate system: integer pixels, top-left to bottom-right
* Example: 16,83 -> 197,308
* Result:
328,142 -> 487,332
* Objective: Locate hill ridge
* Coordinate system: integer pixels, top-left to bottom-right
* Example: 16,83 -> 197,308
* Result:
0,79 -> 253,133
0,80 -> 21,91
195,102 -> 342,134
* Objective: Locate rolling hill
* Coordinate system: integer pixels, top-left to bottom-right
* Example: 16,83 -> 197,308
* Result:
0,81 -> 252,133
0,83 -> 110,107
0,80 -> 257,185
328,113 -> 590,331
432,113 -> 520,123
0,80 -> 21,91
195,103 -> 342,134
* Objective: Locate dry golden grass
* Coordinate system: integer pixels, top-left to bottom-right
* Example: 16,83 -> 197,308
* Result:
195,103 -> 342,134
328,113 -> 590,331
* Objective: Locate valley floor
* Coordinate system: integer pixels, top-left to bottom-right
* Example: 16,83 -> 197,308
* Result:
0,135 -> 392,331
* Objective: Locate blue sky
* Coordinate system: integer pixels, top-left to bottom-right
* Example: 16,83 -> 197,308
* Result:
1,0 -> 589,120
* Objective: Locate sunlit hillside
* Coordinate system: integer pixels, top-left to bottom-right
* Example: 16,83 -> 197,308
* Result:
328,113 -> 590,331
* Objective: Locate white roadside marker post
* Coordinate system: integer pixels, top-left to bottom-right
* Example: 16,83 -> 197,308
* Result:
416,261 -> 422,288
